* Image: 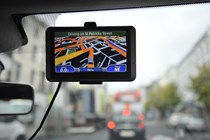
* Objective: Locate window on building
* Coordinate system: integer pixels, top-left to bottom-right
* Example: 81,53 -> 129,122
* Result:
30,69 -> 35,85
15,63 -> 21,81
32,45 -> 37,61
6,71 -> 11,81
39,72 -> 45,92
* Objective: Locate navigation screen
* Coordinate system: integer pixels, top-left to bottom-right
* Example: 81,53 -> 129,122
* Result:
54,31 -> 127,73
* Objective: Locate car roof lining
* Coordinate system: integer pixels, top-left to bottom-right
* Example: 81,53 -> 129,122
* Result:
0,0 -> 209,52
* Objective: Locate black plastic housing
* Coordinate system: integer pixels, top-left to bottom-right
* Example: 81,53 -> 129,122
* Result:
46,26 -> 136,83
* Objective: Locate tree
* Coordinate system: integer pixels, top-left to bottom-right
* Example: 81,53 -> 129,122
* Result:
145,83 -> 180,117
190,64 -> 210,112
160,83 -> 180,111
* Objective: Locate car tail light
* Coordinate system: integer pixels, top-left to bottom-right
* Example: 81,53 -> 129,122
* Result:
138,122 -> 144,129
138,114 -> 144,121
107,121 -> 116,129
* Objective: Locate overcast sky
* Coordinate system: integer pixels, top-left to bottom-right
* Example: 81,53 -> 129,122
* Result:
56,3 -> 210,94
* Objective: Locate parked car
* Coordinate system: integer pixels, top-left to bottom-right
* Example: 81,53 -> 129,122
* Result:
167,102 -> 207,131
0,116 -> 27,140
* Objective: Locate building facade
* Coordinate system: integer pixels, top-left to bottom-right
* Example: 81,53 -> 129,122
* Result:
156,28 -> 210,101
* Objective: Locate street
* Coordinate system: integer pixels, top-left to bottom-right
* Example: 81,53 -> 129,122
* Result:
34,120 -> 210,140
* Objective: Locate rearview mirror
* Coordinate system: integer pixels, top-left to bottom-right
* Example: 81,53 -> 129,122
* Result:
0,82 -> 34,115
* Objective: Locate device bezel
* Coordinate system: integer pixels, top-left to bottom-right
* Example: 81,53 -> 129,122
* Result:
46,26 -> 136,82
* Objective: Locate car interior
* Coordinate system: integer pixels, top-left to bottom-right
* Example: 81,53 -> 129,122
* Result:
0,0 -> 210,140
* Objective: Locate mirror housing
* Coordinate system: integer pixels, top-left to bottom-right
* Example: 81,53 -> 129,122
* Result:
0,82 -> 34,115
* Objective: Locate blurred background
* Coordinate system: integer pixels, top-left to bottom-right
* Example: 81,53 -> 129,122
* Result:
0,3 -> 210,140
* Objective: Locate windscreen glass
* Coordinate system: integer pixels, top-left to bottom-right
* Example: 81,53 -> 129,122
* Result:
54,31 -> 127,73
0,3 -> 210,140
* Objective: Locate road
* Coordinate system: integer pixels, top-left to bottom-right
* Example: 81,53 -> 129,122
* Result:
34,120 -> 210,140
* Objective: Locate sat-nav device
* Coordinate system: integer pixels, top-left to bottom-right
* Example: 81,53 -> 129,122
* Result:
46,23 -> 136,83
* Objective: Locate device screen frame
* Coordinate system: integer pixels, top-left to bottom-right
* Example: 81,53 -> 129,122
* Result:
46,26 -> 136,82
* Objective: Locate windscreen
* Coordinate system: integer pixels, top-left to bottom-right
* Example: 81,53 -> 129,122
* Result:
1,2 -> 210,140
54,31 -> 127,73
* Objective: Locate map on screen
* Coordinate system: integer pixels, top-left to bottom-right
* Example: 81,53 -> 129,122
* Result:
54,31 -> 127,73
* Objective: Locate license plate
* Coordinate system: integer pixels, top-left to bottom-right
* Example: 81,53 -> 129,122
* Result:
119,130 -> 135,137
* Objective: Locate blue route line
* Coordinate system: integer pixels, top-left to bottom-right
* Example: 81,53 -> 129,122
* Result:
108,40 -> 126,52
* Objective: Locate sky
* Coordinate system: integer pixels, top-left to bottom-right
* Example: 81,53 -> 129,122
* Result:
55,3 -> 210,94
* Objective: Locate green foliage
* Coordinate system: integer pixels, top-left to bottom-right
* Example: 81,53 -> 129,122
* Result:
190,64 -> 210,110
145,83 -> 180,114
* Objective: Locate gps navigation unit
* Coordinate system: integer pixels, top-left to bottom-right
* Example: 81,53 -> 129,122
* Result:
46,26 -> 136,83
